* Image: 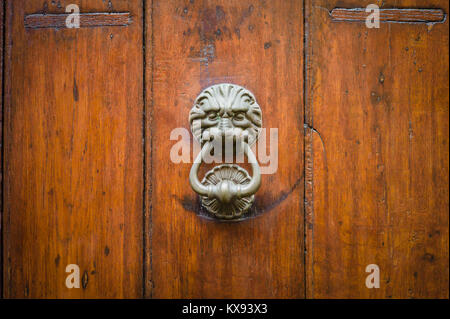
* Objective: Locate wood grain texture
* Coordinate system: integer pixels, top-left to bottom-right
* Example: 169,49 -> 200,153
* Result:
331,8 -> 446,23
147,0 -> 304,298
2,0 -> 447,300
25,12 -> 132,29
3,0 -> 143,298
306,0 -> 449,298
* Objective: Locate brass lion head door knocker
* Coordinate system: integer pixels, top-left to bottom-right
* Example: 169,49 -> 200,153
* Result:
189,83 -> 262,220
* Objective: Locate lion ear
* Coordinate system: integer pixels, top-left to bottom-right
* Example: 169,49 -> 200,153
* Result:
246,105 -> 262,126
189,107 -> 206,122
250,104 -> 261,115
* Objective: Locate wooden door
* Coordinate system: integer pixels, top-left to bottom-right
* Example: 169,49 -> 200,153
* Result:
1,0 -> 448,299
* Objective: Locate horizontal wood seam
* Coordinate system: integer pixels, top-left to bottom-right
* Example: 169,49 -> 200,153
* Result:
24,12 -> 132,29
331,8 -> 446,23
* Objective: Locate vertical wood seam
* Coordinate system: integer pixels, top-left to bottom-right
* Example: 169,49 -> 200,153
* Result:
302,0 -> 307,300
304,0 -> 314,299
142,0 -> 147,299
144,0 -> 154,299
149,0 -> 154,299
0,0 -> 5,299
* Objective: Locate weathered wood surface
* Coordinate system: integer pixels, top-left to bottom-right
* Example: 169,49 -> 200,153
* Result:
1,0 -> 448,299
147,0 -> 305,298
306,0 -> 449,298
3,0 -> 143,298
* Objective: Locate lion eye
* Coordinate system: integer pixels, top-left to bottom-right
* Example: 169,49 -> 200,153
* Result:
207,112 -> 219,120
233,112 -> 245,121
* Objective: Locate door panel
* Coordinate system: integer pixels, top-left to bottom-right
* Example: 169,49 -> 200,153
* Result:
147,0 -> 304,298
305,0 -> 449,298
3,0 -> 143,298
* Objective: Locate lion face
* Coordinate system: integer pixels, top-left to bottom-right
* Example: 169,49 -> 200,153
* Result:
189,84 -> 262,147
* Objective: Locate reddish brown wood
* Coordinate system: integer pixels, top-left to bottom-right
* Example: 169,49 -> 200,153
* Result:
331,8 -> 445,23
25,12 -> 132,29
306,0 -> 449,298
1,0 -> 448,300
3,0 -> 143,298
147,0 -> 305,298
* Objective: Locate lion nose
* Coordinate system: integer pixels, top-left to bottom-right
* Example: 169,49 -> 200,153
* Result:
218,117 -> 232,131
